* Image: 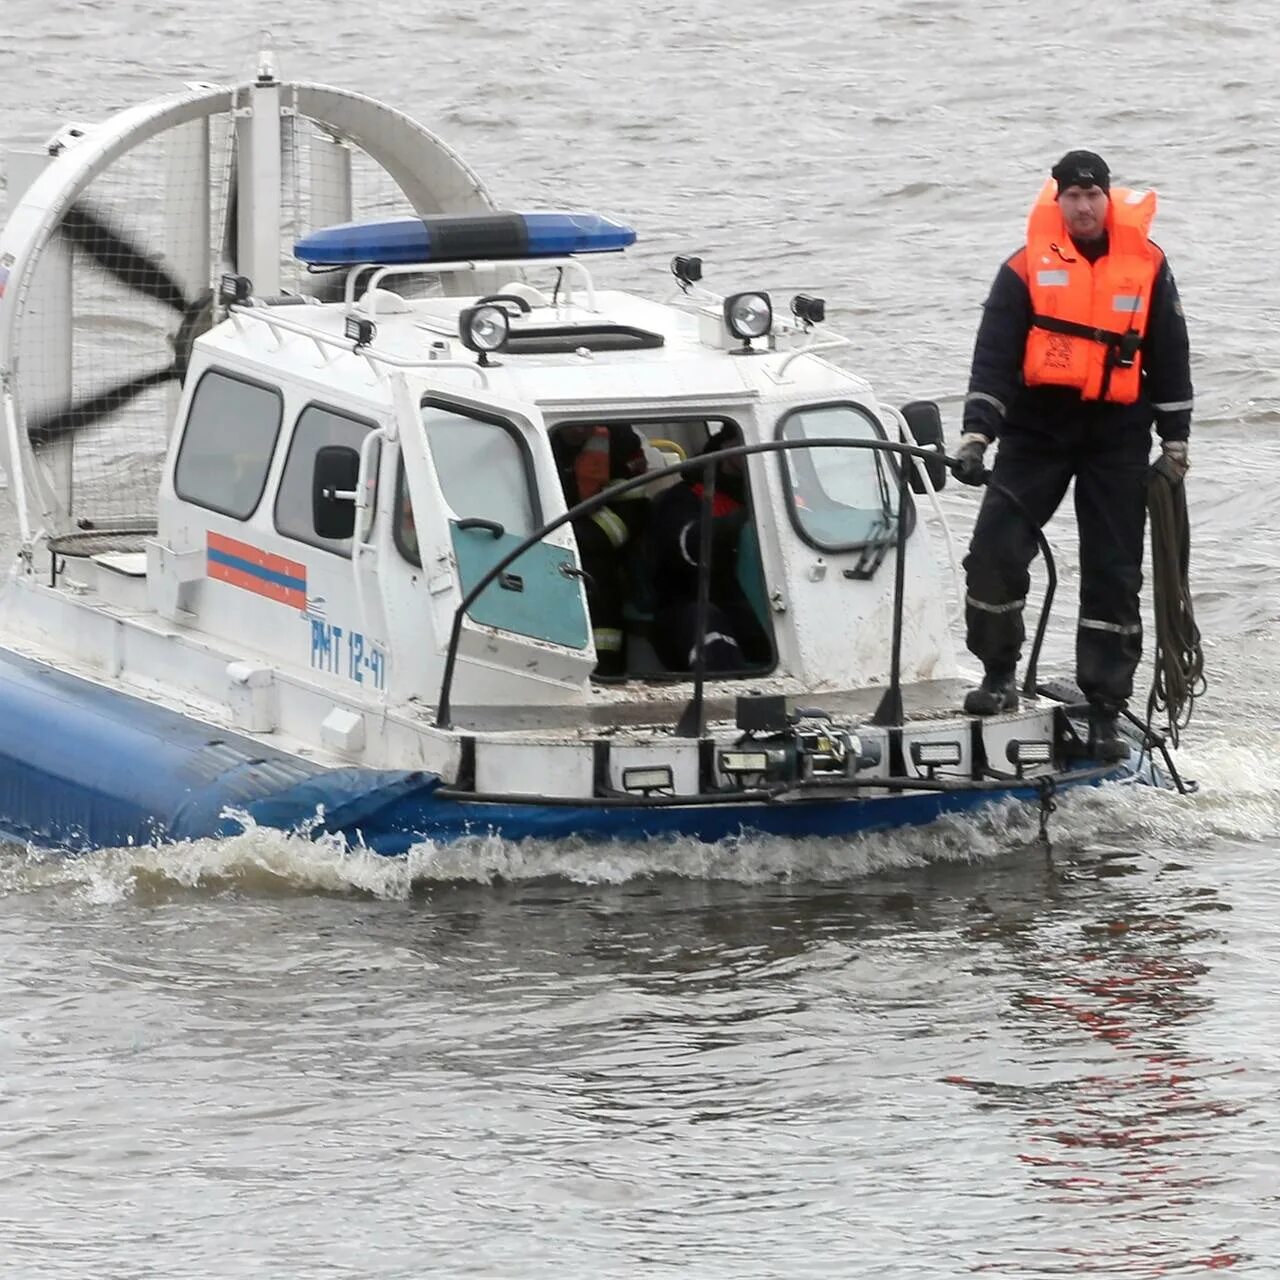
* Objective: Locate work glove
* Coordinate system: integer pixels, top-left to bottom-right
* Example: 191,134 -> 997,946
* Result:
952,432 -> 991,487
1151,439 -> 1189,484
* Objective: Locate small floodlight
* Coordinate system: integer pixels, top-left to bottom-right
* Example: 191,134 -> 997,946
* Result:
344,315 -> 376,348
621,765 -> 675,796
719,751 -> 770,776
671,255 -> 704,291
910,739 -> 963,777
218,273 -> 252,307
791,293 -> 826,329
1007,739 -> 1054,777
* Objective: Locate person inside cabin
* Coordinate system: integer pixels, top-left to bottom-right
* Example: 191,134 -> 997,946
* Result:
551,421 -> 652,677
648,424 -> 770,673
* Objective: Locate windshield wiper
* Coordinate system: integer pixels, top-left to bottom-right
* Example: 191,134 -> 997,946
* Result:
842,512 -> 897,580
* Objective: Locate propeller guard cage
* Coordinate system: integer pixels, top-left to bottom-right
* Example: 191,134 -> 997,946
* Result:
0,76 -> 499,554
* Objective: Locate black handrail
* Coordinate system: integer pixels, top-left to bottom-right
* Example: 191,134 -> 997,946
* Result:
870,448 -> 913,727
433,438 -> 1057,730
674,454 -> 718,739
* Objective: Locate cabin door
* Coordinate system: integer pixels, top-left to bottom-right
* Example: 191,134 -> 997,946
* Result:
414,394 -> 589,652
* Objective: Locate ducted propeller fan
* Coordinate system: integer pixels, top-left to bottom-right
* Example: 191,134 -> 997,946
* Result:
24,203 -> 215,446
0,71 -> 501,554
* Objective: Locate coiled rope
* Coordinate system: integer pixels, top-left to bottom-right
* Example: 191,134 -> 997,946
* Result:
1146,467 -> 1206,746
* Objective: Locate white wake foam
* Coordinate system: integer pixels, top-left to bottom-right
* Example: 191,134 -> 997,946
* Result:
0,723 -> 1271,899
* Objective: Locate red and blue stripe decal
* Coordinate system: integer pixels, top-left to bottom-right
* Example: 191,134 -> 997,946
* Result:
206,532 -> 307,608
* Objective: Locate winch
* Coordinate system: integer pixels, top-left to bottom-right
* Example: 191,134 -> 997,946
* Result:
717,696 -> 878,788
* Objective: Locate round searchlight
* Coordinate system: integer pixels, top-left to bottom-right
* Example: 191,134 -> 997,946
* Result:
724,291 -> 773,345
458,303 -> 511,363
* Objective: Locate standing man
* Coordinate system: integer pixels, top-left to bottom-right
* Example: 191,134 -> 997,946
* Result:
953,150 -> 1193,760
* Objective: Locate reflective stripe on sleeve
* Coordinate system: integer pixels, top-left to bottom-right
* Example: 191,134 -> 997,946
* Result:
678,523 -> 698,567
1152,399 -> 1194,412
966,594 -> 1026,615
689,632 -> 740,665
590,507 -> 629,549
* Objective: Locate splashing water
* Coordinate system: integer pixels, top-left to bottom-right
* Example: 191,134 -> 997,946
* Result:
2,739 -> 1272,903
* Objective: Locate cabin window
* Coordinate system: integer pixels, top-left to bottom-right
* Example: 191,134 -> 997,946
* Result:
274,404 -> 380,556
421,402 -> 539,534
173,370 -> 282,519
777,403 -> 905,553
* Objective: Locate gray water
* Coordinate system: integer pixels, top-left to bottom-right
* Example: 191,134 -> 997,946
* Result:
2,1 -> 1279,1275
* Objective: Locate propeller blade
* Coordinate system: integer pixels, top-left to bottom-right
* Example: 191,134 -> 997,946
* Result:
60,203 -> 189,315
27,365 -> 176,444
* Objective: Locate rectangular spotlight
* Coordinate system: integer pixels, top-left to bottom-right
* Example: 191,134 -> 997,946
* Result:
719,751 -> 769,775
621,765 -> 674,796
910,740 -> 962,769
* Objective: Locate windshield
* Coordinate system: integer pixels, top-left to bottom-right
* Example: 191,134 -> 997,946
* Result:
777,403 -> 897,551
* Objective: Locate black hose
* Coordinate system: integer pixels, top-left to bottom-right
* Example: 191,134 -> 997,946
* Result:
1145,468 -> 1205,746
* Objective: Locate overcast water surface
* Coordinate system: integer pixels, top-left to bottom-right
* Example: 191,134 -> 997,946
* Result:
1,1 -> 1279,1276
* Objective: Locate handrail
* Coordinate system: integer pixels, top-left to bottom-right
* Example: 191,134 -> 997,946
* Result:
351,425 -> 389,694
340,257 -> 597,313
434,436 -> 1058,730
224,304 -> 489,383
870,447 -> 912,727
771,333 -> 853,378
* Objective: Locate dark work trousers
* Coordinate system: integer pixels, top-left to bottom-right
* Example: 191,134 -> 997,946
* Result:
574,515 -> 628,671
963,427 -> 1150,711
654,598 -> 771,673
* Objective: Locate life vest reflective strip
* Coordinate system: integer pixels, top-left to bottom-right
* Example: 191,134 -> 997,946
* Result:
1019,180 -> 1160,403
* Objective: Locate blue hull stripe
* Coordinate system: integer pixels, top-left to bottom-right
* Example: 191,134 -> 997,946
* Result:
0,644 -> 1128,855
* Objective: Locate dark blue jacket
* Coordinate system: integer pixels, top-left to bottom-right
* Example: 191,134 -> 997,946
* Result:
963,237 -> 1193,444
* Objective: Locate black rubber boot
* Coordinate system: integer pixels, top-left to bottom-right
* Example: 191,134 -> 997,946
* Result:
592,648 -> 627,679
1088,709 -> 1129,763
963,670 -> 1019,716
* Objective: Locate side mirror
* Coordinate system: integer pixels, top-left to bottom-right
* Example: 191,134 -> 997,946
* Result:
312,444 -> 360,539
900,399 -> 947,493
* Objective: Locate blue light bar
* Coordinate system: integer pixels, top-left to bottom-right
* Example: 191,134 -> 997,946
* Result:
294,211 -> 637,266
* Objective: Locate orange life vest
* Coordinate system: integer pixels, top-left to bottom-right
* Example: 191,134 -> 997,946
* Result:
573,426 -> 614,500
1018,179 -> 1161,403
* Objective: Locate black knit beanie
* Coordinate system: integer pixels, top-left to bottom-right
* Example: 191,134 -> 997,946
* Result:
1051,150 -> 1111,193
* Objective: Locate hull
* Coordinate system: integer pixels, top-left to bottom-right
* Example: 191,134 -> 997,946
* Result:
0,645 -> 1123,854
